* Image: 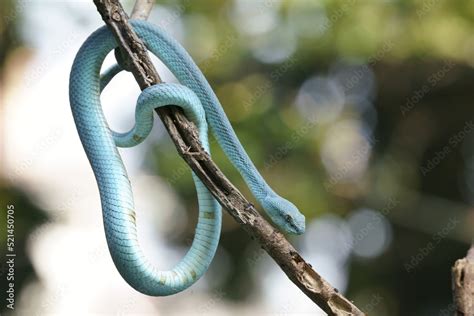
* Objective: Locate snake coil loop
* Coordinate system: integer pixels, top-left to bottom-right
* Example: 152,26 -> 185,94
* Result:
69,20 -> 305,296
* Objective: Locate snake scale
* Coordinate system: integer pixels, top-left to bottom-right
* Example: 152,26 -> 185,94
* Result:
69,20 -> 305,296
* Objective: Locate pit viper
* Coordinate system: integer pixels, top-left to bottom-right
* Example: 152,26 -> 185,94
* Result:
69,20 -> 305,296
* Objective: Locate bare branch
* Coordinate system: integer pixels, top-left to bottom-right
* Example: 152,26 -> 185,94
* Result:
131,0 -> 153,20
452,245 -> 474,315
92,1 -> 365,314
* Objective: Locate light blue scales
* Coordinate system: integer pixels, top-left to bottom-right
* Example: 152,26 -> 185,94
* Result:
69,20 -> 305,296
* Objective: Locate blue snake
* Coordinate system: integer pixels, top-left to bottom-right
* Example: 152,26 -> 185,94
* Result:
69,20 -> 305,296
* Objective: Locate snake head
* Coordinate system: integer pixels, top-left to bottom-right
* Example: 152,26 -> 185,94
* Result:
262,195 -> 305,235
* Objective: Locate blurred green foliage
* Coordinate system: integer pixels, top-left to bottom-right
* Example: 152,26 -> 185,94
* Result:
147,1 -> 474,314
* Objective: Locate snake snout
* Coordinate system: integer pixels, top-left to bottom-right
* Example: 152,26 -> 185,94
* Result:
262,195 -> 306,235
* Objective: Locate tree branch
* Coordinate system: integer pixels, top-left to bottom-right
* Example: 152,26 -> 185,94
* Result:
131,0 -> 153,20
452,245 -> 474,315
92,1 -> 365,314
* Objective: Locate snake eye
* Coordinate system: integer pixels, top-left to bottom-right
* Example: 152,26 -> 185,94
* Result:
285,214 -> 292,222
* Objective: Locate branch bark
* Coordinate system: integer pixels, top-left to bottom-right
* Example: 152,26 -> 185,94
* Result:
453,245 -> 474,315
130,0 -> 153,20
92,1 -> 365,314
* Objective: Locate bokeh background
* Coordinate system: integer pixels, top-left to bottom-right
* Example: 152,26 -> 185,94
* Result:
1,0 -> 474,315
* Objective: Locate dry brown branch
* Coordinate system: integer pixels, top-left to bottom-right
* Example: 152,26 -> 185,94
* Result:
453,246 -> 474,315
91,1 -> 365,314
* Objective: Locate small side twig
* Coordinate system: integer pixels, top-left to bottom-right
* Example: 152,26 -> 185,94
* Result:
92,1 -> 365,314
130,0 -> 153,20
452,245 -> 474,315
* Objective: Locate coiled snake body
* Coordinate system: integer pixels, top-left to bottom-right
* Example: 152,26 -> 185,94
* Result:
69,20 -> 305,296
